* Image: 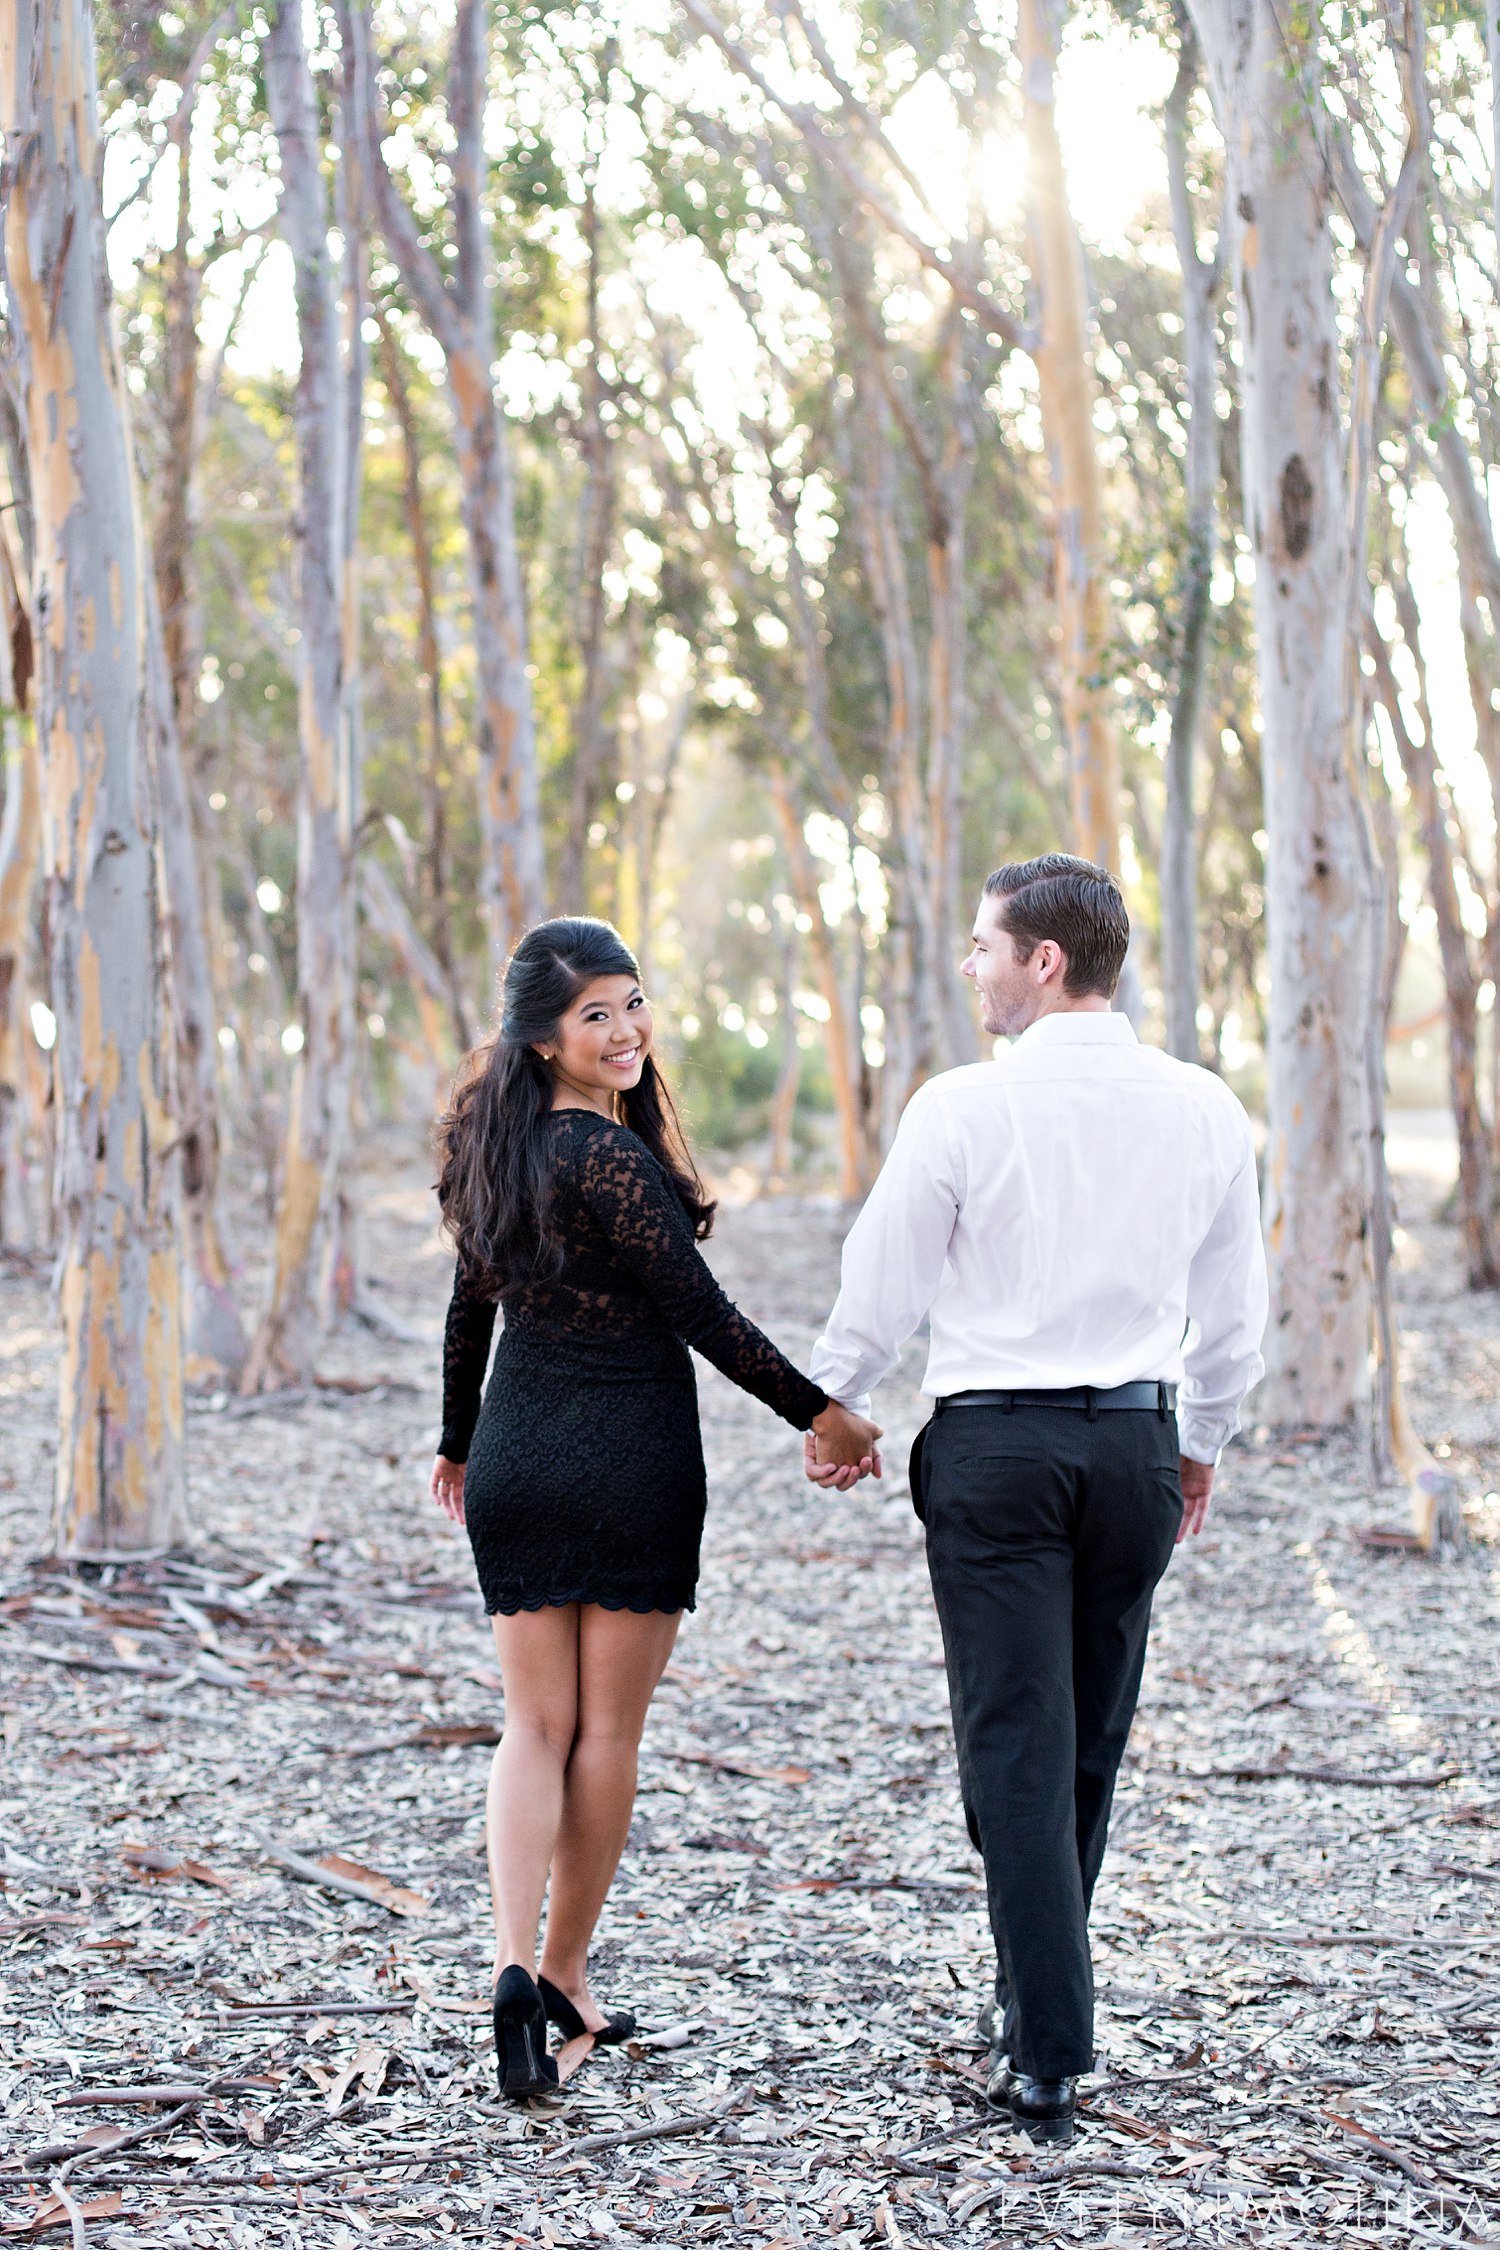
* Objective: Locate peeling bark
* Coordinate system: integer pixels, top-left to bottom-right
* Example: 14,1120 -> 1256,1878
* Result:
0,0 -> 186,1548
244,0 -> 359,1390
1188,0 -> 1372,1427
0,523 -> 40,1248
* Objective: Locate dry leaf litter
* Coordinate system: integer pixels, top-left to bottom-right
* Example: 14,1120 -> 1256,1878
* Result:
0,1124 -> 1497,2247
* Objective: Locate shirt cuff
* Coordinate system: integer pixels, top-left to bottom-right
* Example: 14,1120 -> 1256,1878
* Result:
1177,1411 -> 1234,1466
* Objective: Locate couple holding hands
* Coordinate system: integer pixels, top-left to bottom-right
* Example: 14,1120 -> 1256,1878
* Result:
430,855 -> 1267,2143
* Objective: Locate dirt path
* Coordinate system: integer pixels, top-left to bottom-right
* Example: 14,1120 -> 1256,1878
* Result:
0,1152 -> 1497,2246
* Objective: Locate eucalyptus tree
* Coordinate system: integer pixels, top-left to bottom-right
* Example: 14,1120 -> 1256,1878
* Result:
244,0 -> 365,1389
1160,5 -> 1223,1063
1018,0 -> 1126,882
1186,0 -> 1437,1460
340,0 -> 546,959
0,506 -> 38,1249
0,0 -> 186,1549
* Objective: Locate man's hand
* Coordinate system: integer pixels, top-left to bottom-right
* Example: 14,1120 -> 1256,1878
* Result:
805,1401 -> 884,1490
1177,1455 -> 1214,1543
431,1454 -> 466,1525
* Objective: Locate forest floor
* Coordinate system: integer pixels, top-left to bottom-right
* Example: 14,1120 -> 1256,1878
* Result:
1,1119 -> 1499,2249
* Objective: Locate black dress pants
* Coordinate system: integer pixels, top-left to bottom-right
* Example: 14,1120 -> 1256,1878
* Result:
921,1402 -> 1184,2080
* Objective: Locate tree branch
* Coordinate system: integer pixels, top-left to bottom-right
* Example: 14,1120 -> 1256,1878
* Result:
677,0 -> 1032,353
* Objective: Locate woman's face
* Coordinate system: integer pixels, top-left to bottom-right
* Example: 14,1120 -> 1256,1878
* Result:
537,973 -> 653,1107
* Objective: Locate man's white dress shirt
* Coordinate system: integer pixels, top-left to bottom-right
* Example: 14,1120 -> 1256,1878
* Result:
809,1013 -> 1267,1465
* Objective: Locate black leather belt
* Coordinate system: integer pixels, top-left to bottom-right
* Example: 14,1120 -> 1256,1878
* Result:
936,1381 -> 1176,1420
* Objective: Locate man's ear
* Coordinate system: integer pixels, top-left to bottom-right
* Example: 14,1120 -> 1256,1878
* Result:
1034,939 -> 1065,986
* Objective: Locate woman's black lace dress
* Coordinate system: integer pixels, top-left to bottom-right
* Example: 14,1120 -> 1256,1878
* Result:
440,1109 -> 827,1615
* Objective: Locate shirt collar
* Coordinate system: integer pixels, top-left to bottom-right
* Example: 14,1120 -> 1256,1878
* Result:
1012,1010 -> 1138,1047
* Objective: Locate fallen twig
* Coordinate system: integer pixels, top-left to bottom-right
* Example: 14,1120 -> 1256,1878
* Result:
1203,1765 -> 1458,1788
1,1640 -> 178,1682
218,2000 -> 411,2021
541,2092 -> 749,2163
260,1843 -> 424,1914
24,2100 -> 199,2173
48,2176 -> 88,2250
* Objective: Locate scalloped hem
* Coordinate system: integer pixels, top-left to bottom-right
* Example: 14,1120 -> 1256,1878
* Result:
483,1589 -> 696,1617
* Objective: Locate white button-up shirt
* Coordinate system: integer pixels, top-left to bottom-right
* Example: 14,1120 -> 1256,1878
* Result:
810,1012 -> 1268,1464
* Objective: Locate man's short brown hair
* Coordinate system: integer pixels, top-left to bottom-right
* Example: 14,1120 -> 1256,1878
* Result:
983,855 -> 1129,999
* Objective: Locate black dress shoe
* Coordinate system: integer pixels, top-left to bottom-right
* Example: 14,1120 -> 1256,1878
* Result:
492,1966 -> 560,2099
536,1973 -> 636,2046
984,2051 -> 1014,2109
1005,2074 -> 1077,2145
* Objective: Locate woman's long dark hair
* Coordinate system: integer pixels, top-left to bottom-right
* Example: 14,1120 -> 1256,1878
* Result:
436,917 -> 715,1291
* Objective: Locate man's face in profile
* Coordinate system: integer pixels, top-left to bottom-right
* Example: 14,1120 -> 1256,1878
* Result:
961,891 -> 1043,1038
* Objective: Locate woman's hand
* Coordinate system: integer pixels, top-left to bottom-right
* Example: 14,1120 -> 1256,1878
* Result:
805,1402 -> 883,1490
431,1454 -> 467,1524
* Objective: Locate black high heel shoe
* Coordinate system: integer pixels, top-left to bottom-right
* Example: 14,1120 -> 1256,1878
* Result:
492,1966 -> 560,2098
537,1972 -> 637,2046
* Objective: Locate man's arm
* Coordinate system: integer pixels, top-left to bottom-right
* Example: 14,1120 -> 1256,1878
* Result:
809,1081 -> 962,1417
1178,1135 -> 1268,1475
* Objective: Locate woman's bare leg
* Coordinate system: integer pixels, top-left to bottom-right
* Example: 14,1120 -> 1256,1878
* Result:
538,1605 -> 681,2028
486,1606 -> 582,1980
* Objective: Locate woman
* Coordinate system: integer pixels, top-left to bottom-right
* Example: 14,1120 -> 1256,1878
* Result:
431,918 -> 881,2098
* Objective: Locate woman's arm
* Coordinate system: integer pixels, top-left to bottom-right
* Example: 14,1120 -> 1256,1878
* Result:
438,1255 -> 498,1466
578,1128 -> 833,1430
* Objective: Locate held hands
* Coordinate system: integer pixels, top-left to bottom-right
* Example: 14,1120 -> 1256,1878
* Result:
430,1454 -> 467,1525
1177,1455 -> 1214,1543
804,1400 -> 883,1491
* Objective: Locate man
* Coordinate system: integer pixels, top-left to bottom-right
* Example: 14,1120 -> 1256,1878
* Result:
806,855 -> 1267,2144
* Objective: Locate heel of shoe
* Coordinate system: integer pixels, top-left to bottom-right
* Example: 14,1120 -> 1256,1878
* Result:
1016,2109 -> 1074,2146
493,1966 -> 559,2099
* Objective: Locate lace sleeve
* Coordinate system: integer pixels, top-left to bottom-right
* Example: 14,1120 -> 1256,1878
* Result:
578,1126 -> 827,1430
439,1255 -> 499,1462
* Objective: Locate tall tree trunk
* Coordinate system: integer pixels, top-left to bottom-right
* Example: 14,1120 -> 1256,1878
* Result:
0,528 -> 39,1248
1488,0 -> 1500,286
1335,7 -> 1423,1482
1368,612 -> 1496,1285
147,577 -> 247,1376
768,759 -> 866,1198
246,0 -> 359,1389
0,0 -> 186,1549
847,376 -> 938,1106
1161,16 -> 1219,1063
765,925 -> 801,1189
359,857 -> 457,1097
561,179 -> 616,914
1331,152 -> 1500,1170
344,0 -> 545,959
154,52 -> 203,753
1329,2 -> 1443,1528
144,51 -> 245,1379
1188,0 -> 1372,1428
1017,0 -> 1124,877
923,308 -> 977,1067
374,305 -> 472,1050
329,108 -> 369,1326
